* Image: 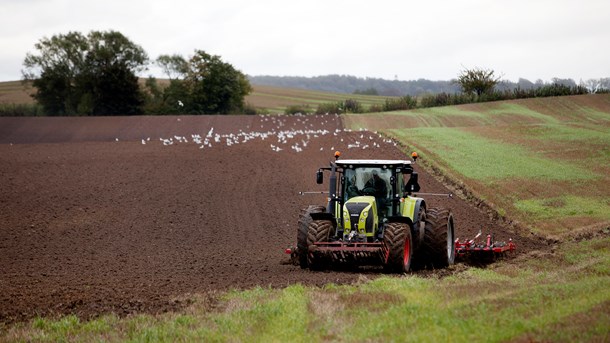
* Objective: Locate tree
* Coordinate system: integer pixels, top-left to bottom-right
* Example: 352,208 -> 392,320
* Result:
156,54 -> 188,80
22,32 -> 88,115
580,78 -> 610,94
455,67 -> 501,96
183,50 -> 252,114
22,30 -> 148,115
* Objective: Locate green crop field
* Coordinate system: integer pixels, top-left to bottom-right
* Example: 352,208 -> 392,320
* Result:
346,94 -> 610,238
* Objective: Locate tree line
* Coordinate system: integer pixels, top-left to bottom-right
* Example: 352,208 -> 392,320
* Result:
284,68 -> 607,115
21,30 -> 252,116
249,74 -> 610,97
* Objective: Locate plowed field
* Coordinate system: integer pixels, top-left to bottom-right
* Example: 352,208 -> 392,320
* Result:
0,115 -> 543,323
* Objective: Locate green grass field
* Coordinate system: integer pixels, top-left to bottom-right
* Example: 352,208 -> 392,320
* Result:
3,237 -> 608,342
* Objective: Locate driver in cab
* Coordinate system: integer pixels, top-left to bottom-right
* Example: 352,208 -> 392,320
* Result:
364,170 -> 387,199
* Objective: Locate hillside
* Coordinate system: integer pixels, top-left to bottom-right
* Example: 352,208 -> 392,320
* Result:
249,74 -> 460,96
345,94 -> 610,239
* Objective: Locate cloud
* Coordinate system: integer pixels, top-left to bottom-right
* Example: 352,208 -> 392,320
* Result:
1,0 -> 608,82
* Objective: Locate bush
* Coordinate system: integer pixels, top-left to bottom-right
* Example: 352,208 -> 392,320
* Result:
0,103 -> 44,116
315,99 -> 363,114
419,92 -> 475,107
315,102 -> 341,114
416,83 -> 592,109
284,104 -> 312,115
343,99 -> 363,113
382,95 -> 417,111
368,104 -> 383,113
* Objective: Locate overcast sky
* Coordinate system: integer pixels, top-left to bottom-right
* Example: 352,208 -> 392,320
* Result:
1,0 -> 608,82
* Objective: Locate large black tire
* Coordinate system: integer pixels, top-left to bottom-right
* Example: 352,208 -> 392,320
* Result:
297,205 -> 325,269
421,207 -> 455,268
306,219 -> 333,270
410,205 -> 427,270
383,222 -> 413,273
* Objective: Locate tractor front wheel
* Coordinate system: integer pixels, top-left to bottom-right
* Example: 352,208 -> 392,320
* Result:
307,219 -> 333,270
297,205 -> 325,269
383,222 -> 413,273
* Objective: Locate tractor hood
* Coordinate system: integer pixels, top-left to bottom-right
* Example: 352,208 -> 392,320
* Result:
343,196 -> 377,237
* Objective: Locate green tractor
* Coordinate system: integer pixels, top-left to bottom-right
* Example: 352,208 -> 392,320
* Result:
296,152 -> 455,272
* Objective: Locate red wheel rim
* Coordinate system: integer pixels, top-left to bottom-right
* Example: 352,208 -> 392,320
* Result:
403,235 -> 411,266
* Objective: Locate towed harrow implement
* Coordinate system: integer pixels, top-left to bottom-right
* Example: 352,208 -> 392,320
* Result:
455,231 -> 516,262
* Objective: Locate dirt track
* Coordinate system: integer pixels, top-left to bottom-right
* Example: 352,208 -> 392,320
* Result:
0,115 -> 543,323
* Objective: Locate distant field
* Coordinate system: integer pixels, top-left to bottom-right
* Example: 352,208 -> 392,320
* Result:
0,81 -> 35,104
345,94 -> 610,238
244,84 -> 390,113
0,80 -> 391,113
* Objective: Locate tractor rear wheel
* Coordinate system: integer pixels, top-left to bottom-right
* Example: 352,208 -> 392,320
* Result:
307,219 -> 333,270
297,205 -> 325,269
383,222 -> 413,273
422,208 -> 455,268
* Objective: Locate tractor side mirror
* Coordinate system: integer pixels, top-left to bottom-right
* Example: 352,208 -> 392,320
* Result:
405,171 -> 420,193
401,166 -> 413,175
316,170 -> 323,184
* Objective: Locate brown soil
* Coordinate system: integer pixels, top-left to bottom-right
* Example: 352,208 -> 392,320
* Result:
0,115 -> 545,323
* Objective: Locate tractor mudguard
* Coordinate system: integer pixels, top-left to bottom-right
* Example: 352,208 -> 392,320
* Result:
310,212 -> 337,227
400,197 -> 425,236
386,216 -> 414,226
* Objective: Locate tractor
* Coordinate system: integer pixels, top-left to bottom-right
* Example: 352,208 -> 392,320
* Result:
295,152 -> 455,272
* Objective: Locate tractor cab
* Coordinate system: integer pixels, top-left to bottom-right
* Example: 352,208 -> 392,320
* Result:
332,159 -> 420,242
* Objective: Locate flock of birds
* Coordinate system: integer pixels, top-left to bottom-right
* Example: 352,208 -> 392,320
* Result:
127,114 -> 398,153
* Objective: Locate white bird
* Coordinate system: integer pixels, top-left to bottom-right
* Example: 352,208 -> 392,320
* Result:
178,100 -> 184,107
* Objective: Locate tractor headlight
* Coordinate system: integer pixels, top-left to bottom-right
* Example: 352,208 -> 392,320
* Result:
360,209 -> 369,221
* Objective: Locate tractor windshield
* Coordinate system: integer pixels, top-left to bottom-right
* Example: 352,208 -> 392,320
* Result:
344,167 -> 392,216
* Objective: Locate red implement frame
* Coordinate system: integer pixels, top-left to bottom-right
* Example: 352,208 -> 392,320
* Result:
455,232 -> 516,259
286,241 -> 386,265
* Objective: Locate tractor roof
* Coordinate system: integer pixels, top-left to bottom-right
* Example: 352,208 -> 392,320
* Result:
335,159 -> 412,168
